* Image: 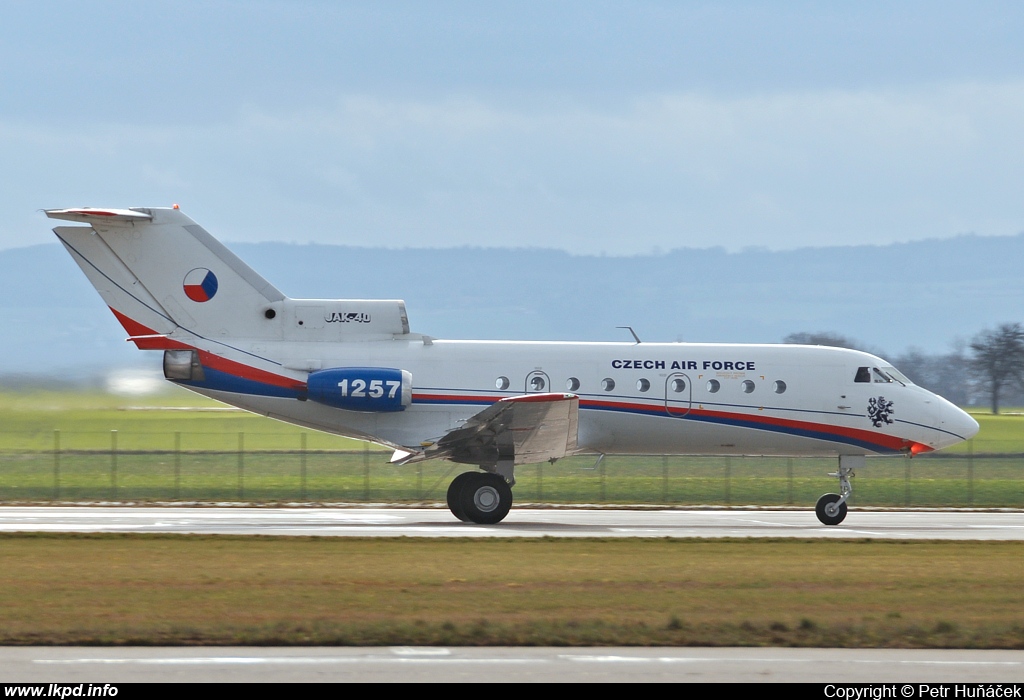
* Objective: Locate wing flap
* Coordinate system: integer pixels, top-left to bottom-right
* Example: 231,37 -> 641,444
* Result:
410,393 -> 579,467
503,393 -> 579,463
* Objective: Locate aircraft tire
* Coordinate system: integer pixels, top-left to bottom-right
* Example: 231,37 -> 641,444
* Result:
459,472 -> 513,525
815,493 -> 847,526
446,472 -> 478,522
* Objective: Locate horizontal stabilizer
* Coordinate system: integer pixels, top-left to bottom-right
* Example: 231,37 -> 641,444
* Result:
45,208 -> 154,223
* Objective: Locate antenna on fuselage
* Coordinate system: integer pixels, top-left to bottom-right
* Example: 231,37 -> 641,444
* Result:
617,326 -> 641,344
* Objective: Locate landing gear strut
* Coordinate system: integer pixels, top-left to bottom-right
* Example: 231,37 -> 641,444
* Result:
446,471 -> 514,524
815,455 -> 864,526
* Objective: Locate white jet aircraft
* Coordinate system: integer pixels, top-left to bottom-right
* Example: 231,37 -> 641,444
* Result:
46,206 -> 979,525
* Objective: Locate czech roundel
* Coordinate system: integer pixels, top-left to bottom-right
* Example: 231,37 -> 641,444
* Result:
183,268 -> 218,302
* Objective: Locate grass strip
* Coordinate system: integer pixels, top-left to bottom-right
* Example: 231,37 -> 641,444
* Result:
2,391 -> 1023,507
2,534 -> 1023,648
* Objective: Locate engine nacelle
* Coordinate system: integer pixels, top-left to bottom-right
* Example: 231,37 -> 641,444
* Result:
307,367 -> 413,412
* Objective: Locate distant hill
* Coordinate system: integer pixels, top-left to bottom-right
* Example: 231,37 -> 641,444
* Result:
4,233 -> 1023,379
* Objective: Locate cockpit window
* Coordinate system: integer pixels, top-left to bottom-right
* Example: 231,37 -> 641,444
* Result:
856,365 -> 911,386
882,366 -> 911,385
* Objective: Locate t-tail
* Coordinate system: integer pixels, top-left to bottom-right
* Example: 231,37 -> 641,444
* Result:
45,206 -> 413,393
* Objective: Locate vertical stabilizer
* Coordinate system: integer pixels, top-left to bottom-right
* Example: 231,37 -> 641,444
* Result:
47,207 -> 285,344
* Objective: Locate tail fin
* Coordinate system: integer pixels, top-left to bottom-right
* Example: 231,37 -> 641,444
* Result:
47,207 -> 286,347
47,207 -> 414,354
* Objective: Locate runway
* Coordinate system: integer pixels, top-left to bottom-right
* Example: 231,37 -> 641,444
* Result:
5,506 -> 1024,683
4,646 -> 1024,683
1,504 -> 1023,539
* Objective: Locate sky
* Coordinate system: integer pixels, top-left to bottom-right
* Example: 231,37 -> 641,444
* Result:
5,0 -> 1024,254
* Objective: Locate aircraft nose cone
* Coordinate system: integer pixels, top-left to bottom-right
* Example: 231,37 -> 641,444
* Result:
940,403 -> 979,443
927,396 -> 979,450
957,409 -> 980,441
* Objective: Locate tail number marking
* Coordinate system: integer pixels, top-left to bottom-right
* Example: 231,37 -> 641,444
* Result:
337,379 -> 401,400
307,367 -> 412,412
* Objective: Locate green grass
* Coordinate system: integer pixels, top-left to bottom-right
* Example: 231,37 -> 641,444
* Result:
949,409 -> 1024,453
2,534 -> 1023,647
0,388 -> 373,452
1,389 -> 1023,506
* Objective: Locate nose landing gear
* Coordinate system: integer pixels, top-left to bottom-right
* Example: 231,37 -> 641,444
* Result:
815,492 -> 847,525
815,455 -> 863,526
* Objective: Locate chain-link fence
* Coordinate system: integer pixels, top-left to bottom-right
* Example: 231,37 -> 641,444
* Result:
0,430 -> 1018,507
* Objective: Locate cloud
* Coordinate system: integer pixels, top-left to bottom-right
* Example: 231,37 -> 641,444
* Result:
7,81 -> 1024,253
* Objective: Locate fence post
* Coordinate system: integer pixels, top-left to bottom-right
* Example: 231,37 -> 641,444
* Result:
300,432 -> 307,501
363,442 -> 370,501
599,455 -> 606,502
110,430 -> 118,500
904,457 -> 911,507
725,456 -> 732,505
662,455 -> 668,503
538,461 -> 543,503
237,432 -> 244,500
174,431 -> 181,499
787,458 -> 794,505
53,429 -> 60,500
364,446 -> 372,499
416,463 -> 423,501
967,438 -> 974,506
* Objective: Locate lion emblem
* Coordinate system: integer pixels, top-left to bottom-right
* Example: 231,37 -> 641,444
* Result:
867,396 -> 894,428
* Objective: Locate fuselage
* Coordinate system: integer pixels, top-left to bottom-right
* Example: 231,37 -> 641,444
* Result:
184,336 -> 978,458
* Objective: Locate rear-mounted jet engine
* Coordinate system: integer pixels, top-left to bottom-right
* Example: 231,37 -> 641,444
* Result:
307,367 -> 413,412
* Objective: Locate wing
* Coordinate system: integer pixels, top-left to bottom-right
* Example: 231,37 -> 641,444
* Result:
393,393 -> 579,467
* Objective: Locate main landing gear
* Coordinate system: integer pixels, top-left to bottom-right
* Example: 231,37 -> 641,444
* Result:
815,455 -> 864,526
446,471 -> 514,524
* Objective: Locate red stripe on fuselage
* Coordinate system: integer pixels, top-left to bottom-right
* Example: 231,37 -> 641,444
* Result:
196,350 -> 306,391
582,396 -> 915,452
107,307 -> 304,391
501,393 -> 575,403
414,391 -> 920,453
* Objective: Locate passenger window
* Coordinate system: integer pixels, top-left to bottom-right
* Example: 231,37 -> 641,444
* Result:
495,376 -> 510,390
602,378 -> 615,392
566,377 -> 580,391
636,378 -> 650,392
855,367 -> 871,383
741,380 -> 755,394
773,380 -> 787,394
671,378 -> 686,393
530,376 -> 546,391
706,379 -> 721,393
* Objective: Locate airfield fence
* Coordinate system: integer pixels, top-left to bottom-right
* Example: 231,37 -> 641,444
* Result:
0,430 -> 1020,508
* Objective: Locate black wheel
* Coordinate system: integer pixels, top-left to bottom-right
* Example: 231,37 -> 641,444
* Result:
458,472 -> 513,525
446,472 -> 478,522
815,493 -> 847,526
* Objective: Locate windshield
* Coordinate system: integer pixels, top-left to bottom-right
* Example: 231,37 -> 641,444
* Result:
882,366 -> 911,385
855,366 -> 912,386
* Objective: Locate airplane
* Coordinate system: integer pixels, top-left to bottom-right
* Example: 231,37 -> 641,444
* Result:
45,206 -> 980,526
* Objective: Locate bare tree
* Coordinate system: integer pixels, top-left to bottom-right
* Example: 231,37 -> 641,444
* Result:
893,342 -> 971,405
969,323 -> 1024,414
